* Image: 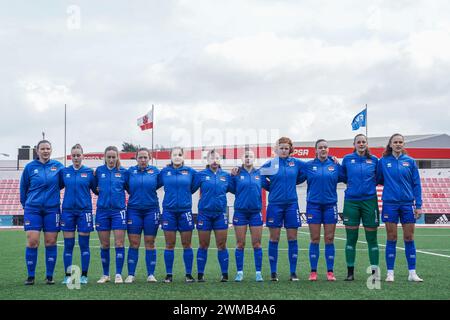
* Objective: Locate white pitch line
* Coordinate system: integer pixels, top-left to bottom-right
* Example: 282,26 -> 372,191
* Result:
298,232 -> 450,259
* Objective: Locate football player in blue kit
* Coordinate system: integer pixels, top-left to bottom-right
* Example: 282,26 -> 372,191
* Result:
378,134 -> 423,282
298,139 -> 346,281
193,150 -> 233,282
20,140 -> 64,285
159,147 -> 197,283
229,149 -> 264,282
124,148 -> 162,283
260,137 -> 306,282
60,144 -> 97,285
95,146 -> 128,284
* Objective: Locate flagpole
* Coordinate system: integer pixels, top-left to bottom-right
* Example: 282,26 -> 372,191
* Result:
64,104 -> 67,166
365,104 -> 368,140
152,104 -> 155,166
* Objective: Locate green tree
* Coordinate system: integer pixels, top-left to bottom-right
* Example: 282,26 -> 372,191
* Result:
121,142 -> 140,152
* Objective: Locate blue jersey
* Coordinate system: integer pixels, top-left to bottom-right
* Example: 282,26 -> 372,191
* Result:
230,167 -> 262,213
95,165 -> 128,210
61,165 -> 96,211
20,159 -> 64,209
377,154 -> 422,209
193,168 -> 232,215
159,165 -> 197,212
299,157 -> 346,205
260,157 -> 306,205
342,152 -> 379,201
126,165 -> 161,210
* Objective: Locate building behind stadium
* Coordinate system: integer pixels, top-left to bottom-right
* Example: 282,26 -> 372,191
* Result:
1,133 -> 449,227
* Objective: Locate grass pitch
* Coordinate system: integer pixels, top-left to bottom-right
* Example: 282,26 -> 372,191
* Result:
1,227 -> 449,300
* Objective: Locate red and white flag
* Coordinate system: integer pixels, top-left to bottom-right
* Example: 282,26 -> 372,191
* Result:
137,110 -> 153,131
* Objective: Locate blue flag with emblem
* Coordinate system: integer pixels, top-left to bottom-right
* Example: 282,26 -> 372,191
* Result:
351,108 -> 367,130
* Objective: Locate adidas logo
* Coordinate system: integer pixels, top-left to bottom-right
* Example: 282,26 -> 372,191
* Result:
435,214 -> 449,224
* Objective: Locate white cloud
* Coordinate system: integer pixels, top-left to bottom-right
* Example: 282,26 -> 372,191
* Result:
18,78 -> 83,112
0,0 -> 449,159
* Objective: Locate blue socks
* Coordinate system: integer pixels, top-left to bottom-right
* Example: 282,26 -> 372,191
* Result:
404,240 -> 417,271
164,249 -> 175,275
254,248 -> 263,272
63,238 -> 75,274
183,248 -> 194,275
45,245 -> 57,278
197,248 -> 208,274
100,248 -> 110,276
235,248 -> 244,272
78,235 -> 90,274
145,249 -> 157,276
115,247 -> 125,275
25,247 -> 38,277
325,243 -> 335,272
386,240 -> 397,271
268,241 -> 279,273
218,249 -> 229,274
288,240 -> 298,274
309,243 -> 320,271
127,248 -> 139,276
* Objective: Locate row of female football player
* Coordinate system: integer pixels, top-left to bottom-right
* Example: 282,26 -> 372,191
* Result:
20,133 -> 423,285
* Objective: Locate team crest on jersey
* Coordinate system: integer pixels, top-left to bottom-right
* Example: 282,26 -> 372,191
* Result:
328,166 -> 335,171
66,173 -> 71,178
289,162 -> 295,167
402,162 -> 410,167
366,159 -> 373,164
167,172 -> 172,176
206,176 -> 210,181
220,176 -> 226,182
351,159 -> 356,164
33,169 -> 39,174
101,173 -> 106,178
133,170 -> 138,174
255,176 -> 260,180
312,166 -> 318,171
50,167 -> 57,171
147,169 -> 154,174
240,176 -> 245,180
387,163 -> 392,168
181,170 -> 188,175
115,173 -> 122,178
81,173 -> 88,178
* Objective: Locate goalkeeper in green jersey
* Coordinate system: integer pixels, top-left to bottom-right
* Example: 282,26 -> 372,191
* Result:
341,134 -> 380,281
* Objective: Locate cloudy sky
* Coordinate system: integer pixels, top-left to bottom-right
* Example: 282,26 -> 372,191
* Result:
1,0 -> 449,158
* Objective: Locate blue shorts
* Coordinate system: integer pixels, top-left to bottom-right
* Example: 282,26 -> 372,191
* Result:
266,203 -> 301,229
197,212 -> 228,231
95,209 -> 127,231
161,211 -> 194,232
306,203 -> 338,225
127,208 -> 160,236
24,207 -> 61,232
382,204 -> 416,224
61,210 -> 94,233
233,211 -> 263,227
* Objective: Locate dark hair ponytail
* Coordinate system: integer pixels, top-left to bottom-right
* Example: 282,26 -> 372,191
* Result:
314,139 -> 328,158
352,134 -> 372,159
382,133 -> 407,157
